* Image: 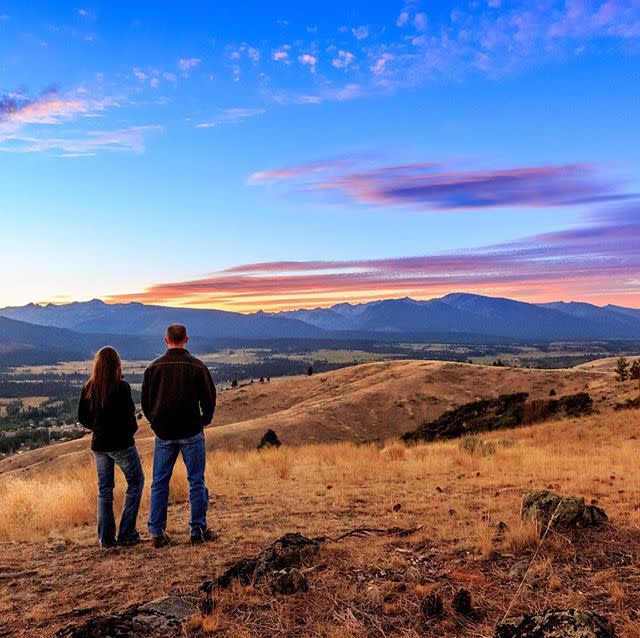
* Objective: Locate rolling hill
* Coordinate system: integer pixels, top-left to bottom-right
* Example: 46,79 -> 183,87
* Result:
2,358 -> 640,638
0,316 -> 94,365
0,358 -> 623,476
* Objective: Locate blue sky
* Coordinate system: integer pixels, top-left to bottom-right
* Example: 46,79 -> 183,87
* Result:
1,1 -> 639,310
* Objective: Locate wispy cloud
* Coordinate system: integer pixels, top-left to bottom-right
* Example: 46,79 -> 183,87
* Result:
177,57 -> 201,72
0,89 -> 93,127
352,25 -> 369,40
106,206 -> 640,311
272,48 -> 290,62
298,53 -> 318,72
247,157 -> 358,185
249,158 -> 636,211
264,1 -> 640,105
332,50 -> 355,69
0,125 -> 163,155
0,87 -> 160,156
196,108 -> 265,129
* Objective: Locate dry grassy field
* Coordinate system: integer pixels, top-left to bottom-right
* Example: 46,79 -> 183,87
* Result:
0,360 -> 639,637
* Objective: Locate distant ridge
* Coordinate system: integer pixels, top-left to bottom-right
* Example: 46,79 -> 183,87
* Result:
1,294 -> 640,362
276,293 -> 640,340
0,299 -> 322,339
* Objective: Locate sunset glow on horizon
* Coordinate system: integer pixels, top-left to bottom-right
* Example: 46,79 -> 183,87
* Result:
1,1 -> 639,311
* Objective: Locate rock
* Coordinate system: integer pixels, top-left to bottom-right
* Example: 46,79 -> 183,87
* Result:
451,588 -> 473,615
57,533 -> 323,636
55,595 -> 199,638
268,568 -> 309,594
494,609 -> 617,638
203,532 -> 321,590
521,490 -> 608,534
508,559 -> 531,581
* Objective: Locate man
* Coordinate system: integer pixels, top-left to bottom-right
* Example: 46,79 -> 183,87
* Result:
142,324 -> 217,547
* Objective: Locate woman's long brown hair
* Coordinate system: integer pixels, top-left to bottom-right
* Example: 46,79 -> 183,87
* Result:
86,346 -> 122,408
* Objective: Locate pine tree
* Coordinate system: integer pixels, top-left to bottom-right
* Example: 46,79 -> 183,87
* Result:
615,356 -> 630,382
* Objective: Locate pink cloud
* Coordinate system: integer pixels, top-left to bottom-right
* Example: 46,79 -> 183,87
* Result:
0,91 -> 91,127
106,208 -> 640,311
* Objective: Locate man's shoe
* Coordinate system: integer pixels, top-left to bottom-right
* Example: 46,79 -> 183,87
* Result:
152,532 -> 171,549
117,536 -> 141,547
190,529 -> 219,545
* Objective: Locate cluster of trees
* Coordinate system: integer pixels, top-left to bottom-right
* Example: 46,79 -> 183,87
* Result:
228,368 -> 312,389
615,356 -> 640,382
0,373 -> 87,456
0,427 -> 83,455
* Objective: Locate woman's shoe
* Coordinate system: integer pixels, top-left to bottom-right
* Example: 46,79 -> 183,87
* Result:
152,532 -> 172,549
99,539 -> 118,549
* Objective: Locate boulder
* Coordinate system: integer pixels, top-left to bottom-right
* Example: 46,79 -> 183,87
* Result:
203,532 -> 321,590
268,568 -> 309,594
55,595 -> 199,638
521,490 -> 607,534
494,609 -> 616,638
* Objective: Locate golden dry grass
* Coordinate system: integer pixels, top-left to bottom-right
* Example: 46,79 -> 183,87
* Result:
1,360 -> 639,637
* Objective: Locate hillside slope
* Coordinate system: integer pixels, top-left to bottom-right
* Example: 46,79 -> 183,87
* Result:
1,394 -> 640,637
0,359 -> 624,476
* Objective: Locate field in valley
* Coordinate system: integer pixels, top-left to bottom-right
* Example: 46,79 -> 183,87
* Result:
0,359 -> 639,637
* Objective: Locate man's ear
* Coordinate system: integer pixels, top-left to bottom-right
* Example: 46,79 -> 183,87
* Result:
184,335 -> 189,344
164,336 -> 170,346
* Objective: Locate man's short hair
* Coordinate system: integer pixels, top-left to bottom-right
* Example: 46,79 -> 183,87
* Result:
166,323 -> 188,344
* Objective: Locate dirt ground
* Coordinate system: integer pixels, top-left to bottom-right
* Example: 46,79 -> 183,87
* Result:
1,400 -> 640,637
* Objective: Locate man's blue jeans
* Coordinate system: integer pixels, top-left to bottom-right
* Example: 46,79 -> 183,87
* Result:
148,431 -> 208,537
94,445 -> 144,546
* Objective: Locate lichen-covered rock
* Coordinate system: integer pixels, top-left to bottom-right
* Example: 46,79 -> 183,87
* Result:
56,534 -> 322,637
494,609 -> 616,638
203,532 -> 321,591
521,490 -> 608,534
268,567 -> 309,594
55,595 -> 199,638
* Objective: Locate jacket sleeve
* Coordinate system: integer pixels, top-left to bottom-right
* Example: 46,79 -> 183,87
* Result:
77,385 -> 94,431
199,366 -> 217,427
123,381 -> 138,435
141,368 -> 151,422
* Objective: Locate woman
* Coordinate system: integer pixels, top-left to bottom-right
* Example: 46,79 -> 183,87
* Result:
78,346 -> 144,548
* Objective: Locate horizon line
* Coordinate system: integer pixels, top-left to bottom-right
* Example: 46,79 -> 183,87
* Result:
10,291 -> 640,315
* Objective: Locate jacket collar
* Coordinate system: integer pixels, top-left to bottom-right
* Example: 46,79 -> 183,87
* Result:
165,347 -> 190,356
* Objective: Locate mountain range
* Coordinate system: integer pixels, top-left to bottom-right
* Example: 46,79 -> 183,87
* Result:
276,293 -> 640,340
1,293 -> 640,365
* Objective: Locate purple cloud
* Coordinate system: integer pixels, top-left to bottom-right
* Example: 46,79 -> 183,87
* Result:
250,159 -> 635,211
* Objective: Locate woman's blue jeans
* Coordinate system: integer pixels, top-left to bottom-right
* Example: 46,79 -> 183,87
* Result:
94,445 -> 145,546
